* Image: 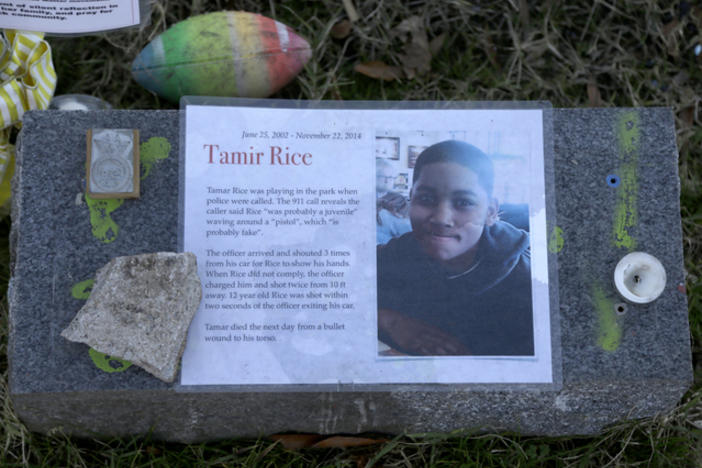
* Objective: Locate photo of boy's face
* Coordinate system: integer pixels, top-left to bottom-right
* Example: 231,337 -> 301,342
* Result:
410,162 -> 497,271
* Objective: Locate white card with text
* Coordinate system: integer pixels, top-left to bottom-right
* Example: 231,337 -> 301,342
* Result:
180,103 -> 554,385
0,0 -> 140,33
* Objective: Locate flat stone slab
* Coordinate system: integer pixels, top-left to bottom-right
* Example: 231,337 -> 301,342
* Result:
8,108 -> 692,442
61,252 -> 202,383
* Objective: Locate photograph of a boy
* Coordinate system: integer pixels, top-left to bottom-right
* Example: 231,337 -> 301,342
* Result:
377,140 -> 534,357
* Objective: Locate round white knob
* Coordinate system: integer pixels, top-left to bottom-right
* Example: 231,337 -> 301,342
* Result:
614,252 -> 666,303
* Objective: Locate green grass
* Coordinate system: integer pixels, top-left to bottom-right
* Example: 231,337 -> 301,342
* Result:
3,0 -> 702,466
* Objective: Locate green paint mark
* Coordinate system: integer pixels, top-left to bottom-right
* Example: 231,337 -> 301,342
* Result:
593,283 -> 622,351
86,195 -> 124,243
84,136 -> 171,243
612,111 -> 640,250
89,348 -> 132,373
71,279 -> 95,299
72,280 -> 132,373
548,226 -> 564,253
140,137 -> 171,179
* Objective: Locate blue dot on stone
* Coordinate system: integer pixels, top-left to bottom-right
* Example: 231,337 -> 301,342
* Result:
607,174 -> 620,187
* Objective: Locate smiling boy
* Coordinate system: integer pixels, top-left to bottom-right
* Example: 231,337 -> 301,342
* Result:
377,140 -> 534,356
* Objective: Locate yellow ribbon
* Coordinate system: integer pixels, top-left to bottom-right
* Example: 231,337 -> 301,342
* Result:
0,30 -> 57,211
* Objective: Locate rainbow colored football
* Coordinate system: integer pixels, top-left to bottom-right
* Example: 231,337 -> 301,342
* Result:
131,11 -> 312,102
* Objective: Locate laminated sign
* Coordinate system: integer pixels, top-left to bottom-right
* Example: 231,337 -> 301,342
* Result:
179,99 -> 559,386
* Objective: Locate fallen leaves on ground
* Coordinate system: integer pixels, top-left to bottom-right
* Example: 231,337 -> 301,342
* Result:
679,105 -> 695,128
429,33 -> 446,58
270,434 -> 323,449
354,15 -> 445,81
354,61 -> 403,81
311,436 -> 387,448
394,16 -> 433,79
331,19 -> 353,39
587,80 -> 602,107
270,433 -> 387,449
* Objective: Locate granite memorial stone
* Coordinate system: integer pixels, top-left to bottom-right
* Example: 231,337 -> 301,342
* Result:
8,107 -> 692,442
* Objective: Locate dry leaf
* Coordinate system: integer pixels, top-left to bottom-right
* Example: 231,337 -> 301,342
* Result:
331,19 -> 352,39
269,434 -> 387,450
679,105 -> 695,128
672,71 -> 689,86
145,446 -> 161,456
662,19 -> 681,56
354,61 -> 403,81
394,16 -> 423,36
269,434 -> 323,449
428,33 -> 446,58
587,81 -> 602,107
662,18 -> 680,38
311,436 -> 388,448
394,16 -> 432,78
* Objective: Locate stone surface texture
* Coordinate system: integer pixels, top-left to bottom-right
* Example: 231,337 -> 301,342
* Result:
61,252 -> 201,383
8,108 -> 692,443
